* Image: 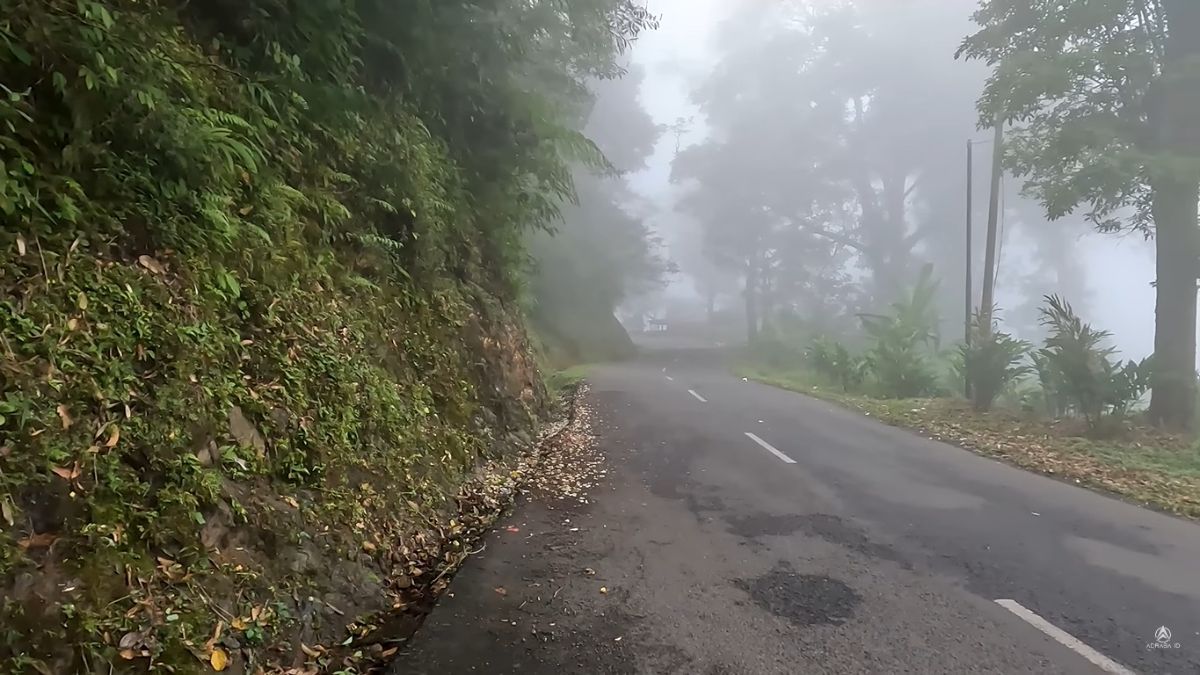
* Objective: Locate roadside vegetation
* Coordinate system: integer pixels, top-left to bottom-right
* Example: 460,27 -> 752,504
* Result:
741,279 -> 1200,520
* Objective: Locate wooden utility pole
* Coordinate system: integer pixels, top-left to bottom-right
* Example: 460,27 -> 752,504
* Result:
979,116 -> 1004,332
964,139 -> 973,398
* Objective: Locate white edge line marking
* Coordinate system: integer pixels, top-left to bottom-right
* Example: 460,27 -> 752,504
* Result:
687,389 -> 707,403
665,375 -> 675,381
994,600 -> 1136,675
744,432 -> 796,464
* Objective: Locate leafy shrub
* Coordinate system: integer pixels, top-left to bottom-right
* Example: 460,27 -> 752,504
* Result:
958,309 -> 1031,411
1037,295 -> 1149,430
859,265 -> 941,398
806,336 -> 870,392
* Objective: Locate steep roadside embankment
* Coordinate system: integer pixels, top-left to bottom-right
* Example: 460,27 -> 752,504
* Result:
0,1 -> 632,672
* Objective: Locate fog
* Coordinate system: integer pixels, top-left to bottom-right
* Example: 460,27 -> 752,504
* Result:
613,0 -> 1159,361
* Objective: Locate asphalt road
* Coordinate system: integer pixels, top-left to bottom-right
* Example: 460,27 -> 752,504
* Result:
393,349 -> 1200,674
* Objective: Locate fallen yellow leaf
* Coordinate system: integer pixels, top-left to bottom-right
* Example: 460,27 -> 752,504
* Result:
105,425 -> 120,448
210,647 -> 228,671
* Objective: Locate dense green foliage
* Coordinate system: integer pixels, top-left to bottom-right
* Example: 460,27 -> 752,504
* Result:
858,266 -> 943,398
0,0 -> 653,671
959,309 -> 1031,411
1037,296 -> 1152,430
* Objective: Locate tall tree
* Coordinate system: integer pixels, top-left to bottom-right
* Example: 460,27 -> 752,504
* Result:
529,65 -> 670,360
960,0 -> 1200,430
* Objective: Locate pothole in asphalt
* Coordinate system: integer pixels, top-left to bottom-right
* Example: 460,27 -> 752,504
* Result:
735,562 -> 860,626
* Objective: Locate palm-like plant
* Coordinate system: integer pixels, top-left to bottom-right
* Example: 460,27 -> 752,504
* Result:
1036,295 -> 1148,430
958,308 -> 1030,411
858,265 -> 941,398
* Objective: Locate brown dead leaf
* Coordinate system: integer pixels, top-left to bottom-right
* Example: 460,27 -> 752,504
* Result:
137,255 -> 166,275
299,643 -> 322,659
105,425 -> 120,448
57,404 -> 73,430
51,464 -> 80,481
361,540 -> 377,553
231,617 -> 247,631
119,648 -> 137,661
493,586 -> 507,596
18,532 -> 58,549
282,495 -> 300,509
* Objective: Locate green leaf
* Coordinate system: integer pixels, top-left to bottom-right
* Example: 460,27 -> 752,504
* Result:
8,44 -> 32,66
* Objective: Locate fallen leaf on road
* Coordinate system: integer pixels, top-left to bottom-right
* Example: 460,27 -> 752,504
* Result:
599,586 -> 608,594
493,586 -> 507,596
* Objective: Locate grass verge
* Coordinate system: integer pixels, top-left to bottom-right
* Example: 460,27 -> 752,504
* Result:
738,365 -> 1200,520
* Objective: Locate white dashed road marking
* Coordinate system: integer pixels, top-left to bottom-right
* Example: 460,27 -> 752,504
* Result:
994,599 -> 1136,675
744,432 -> 796,464
687,389 -> 707,403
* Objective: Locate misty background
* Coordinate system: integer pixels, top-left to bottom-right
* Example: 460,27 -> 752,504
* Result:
591,0 -> 1160,361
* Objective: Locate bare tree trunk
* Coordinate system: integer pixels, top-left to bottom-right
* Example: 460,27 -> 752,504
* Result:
1149,179 -> 1199,430
1148,0 -> 1200,431
744,258 -> 760,344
